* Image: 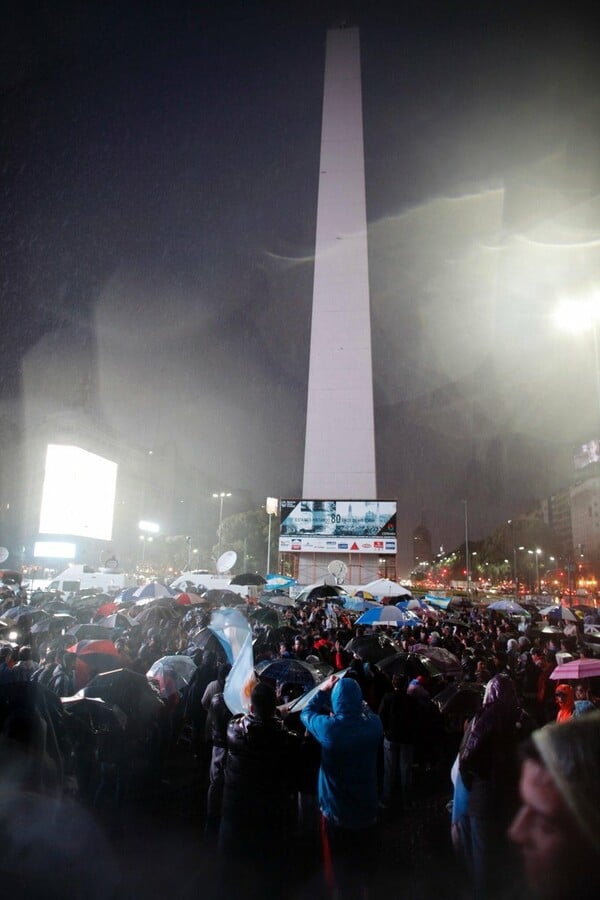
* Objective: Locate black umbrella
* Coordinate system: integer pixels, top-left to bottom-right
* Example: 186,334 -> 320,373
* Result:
303,585 -> 347,602
345,633 -> 401,663
248,608 -> 282,628
255,658 -> 329,691
230,573 -> 267,586
187,627 -> 230,663
433,682 -> 484,717
67,623 -> 116,641
377,652 -> 441,680
83,667 -> 164,719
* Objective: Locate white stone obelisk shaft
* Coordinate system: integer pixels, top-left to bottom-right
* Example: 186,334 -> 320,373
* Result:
303,26 -> 376,499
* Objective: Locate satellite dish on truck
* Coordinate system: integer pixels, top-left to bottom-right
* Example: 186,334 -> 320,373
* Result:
327,559 -> 347,585
216,550 -> 237,574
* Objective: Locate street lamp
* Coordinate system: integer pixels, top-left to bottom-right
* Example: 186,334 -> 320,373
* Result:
527,548 -> 543,594
462,500 -> 470,597
212,492 -> 232,561
265,497 -> 278,576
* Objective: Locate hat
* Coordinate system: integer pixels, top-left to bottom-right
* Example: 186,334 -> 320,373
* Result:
533,711 -> 600,852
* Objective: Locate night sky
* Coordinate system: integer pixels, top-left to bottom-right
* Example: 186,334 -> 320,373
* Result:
2,1 -> 600,567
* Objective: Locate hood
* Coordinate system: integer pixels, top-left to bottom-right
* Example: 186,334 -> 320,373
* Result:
331,677 -> 364,716
555,683 -> 575,711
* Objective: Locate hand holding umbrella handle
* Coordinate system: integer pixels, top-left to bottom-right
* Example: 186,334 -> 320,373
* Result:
319,674 -> 338,692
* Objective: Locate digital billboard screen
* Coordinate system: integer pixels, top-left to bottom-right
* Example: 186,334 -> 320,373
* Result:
39,444 -> 118,541
574,439 -> 600,471
280,500 -> 396,538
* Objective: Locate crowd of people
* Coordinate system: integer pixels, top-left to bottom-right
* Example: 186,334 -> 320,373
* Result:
0,579 -> 599,899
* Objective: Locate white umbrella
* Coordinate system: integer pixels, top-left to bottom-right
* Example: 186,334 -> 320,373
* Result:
539,605 -> 578,622
363,578 -> 412,598
356,605 -> 419,625
487,599 -> 528,614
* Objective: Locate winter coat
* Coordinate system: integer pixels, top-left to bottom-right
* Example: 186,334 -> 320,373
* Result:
459,675 -> 531,823
301,677 -> 383,830
221,710 -> 299,835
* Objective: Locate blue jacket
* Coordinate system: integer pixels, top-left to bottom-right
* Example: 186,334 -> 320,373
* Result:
301,677 -> 383,829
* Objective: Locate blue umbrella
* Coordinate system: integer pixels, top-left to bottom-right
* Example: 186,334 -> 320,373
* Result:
133,581 -> 176,601
263,574 -> 297,591
356,606 -> 419,626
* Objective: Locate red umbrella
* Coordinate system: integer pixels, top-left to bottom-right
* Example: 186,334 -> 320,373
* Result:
176,592 -> 192,606
95,601 -> 118,619
66,640 -> 123,690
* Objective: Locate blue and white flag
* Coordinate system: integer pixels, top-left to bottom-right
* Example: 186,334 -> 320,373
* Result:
210,608 -> 255,715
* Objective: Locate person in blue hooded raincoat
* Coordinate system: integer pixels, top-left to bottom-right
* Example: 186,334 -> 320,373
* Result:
300,673 -> 383,898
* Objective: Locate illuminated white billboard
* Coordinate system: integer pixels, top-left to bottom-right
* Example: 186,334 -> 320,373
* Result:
279,500 -> 397,553
34,541 -> 76,559
39,445 -> 118,541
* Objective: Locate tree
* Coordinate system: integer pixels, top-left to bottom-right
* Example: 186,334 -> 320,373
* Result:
213,508 -> 275,574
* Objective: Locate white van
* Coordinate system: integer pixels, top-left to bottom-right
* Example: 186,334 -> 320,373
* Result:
45,564 -> 136,595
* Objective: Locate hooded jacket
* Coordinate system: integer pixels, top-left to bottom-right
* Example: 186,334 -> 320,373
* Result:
555,683 -> 575,723
301,677 -> 383,829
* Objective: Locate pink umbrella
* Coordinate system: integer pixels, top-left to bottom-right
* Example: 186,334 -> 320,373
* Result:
549,658 -> 600,680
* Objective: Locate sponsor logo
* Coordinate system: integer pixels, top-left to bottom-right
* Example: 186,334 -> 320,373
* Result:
291,542 -> 302,551
338,543 -> 348,550
374,541 -> 383,549
385,541 -> 396,550
350,542 -> 360,551
361,543 -> 372,549
325,541 -> 337,547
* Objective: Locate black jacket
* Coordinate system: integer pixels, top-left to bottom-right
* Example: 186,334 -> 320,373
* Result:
221,711 -> 299,835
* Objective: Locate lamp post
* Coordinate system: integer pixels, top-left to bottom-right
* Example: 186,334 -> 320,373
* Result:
265,497 -> 278,576
527,548 -> 542,594
212,492 -> 231,560
462,500 -> 470,597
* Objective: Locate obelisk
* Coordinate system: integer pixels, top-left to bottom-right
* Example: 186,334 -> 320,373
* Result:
303,26 -> 376,500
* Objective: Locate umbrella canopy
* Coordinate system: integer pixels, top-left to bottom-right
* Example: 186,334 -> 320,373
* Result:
285,668 -> 351,714
345,633 -> 401,663
433,682 -> 484,716
539,605 -> 578,622
397,598 -> 438,614
67,623 -> 117,641
255,657 -> 330,691
230,572 -> 267,586
541,625 -> 562,634
363,579 -> 412,599
133,581 -> 176,602
187,626 -> 232,663
65,639 -> 123,691
259,593 -> 297,608
83,667 -> 164,718
488,599 -> 528,614
147,655 -> 197,697
298,584 -> 347,602
248,607 -> 282,627
343,596 -> 381,612
1,605 -> 37,620
356,606 -> 419,626
377,652 -> 441,680
410,644 -> 463,677
549,657 -> 600,680
264,574 -> 297,589
31,613 -> 76,635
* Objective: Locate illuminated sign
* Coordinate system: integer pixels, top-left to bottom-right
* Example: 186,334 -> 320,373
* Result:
34,541 -> 77,559
279,500 -> 397,553
39,445 -> 118,541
